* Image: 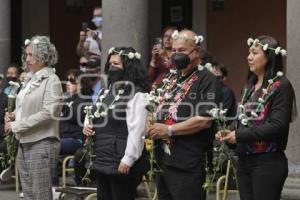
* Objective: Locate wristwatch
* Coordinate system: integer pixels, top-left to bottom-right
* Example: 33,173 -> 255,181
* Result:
167,125 -> 173,137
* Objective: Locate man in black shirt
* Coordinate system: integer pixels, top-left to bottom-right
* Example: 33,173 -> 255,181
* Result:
148,29 -> 222,200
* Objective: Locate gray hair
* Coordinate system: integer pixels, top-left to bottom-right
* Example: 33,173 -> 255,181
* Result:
22,35 -> 58,67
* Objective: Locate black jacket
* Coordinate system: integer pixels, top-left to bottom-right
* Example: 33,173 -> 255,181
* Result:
93,86 -> 149,176
59,94 -> 92,140
0,92 -> 7,139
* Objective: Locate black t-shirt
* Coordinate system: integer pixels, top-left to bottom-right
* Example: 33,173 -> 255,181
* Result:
156,68 -> 222,172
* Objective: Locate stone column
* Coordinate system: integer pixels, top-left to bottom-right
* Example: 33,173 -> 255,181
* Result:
0,0 -> 11,73
282,0 -> 300,199
101,0 -> 149,70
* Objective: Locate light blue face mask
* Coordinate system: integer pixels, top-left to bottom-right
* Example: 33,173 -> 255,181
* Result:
92,16 -> 103,27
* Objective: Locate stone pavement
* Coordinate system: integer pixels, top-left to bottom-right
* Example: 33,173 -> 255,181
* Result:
0,179 -> 241,200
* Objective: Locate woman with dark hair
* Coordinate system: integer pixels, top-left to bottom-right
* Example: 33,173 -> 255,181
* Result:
52,69 -> 93,187
83,46 -> 150,200
148,26 -> 176,88
216,35 -> 297,200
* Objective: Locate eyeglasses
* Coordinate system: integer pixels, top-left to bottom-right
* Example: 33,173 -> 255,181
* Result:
67,77 -> 77,84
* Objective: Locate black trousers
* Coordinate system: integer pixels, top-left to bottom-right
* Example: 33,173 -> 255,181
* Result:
96,172 -> 142,200
237,151 -> 288,200
157,165 -> 206,200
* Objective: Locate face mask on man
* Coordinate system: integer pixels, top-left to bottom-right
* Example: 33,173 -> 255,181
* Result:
107,66 -> 124,84
171,49 -> 197,70
92,16 -> 103,28
6,76 -> 18,83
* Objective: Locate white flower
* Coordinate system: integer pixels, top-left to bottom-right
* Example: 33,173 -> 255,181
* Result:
108,47 -> 115,54
165,93 -> 172,100
194,35 -> 204,44
96,102 -> 102,107
104,90 -> 109,95
162,79 -> 170,84
251,111 -> 258,118
268,79 -> 274,84
275,47 -> 281,55
198,65 -> 204,71
262,88 -> 268,95
24,39 -> 30,46
170,69 -> 177,74
33,39 -> 39,44
94,112 -> 101,118
258,98 -> 265,103
99,95 -> 105,101
238,114 -> 245,120
171,30 -> 179,39
8,94 -> 16,98
277,71 -> 283,77
128,52 -> 135,59
280,49 -> 287,56
208,108 -> 219,118
253,39 -> 259,45
8,81 -> 20,88
182,33 -> 188,40
205,63 -> 213,72
157,88 -> 163,94
109,105 -> 115,110
263,44 -> 269,51
115,95 -> 120,101
241,118 -> 248,126
247,38 -> 254,46
118,89 -> 124,95
135,52 -> 141,59
220,109 -> 228,116
100,112 -> 107,117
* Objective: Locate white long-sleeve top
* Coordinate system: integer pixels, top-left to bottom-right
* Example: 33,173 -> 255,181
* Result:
121,92 -> 148,167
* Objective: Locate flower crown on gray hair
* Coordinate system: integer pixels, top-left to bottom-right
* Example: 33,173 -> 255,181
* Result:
247,37 -> 287,56
108,47 -> 141,60
171,30 -> 204,45
23,36 -> 58,66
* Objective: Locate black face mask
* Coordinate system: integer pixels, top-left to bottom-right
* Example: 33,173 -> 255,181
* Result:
171,49 -> 196,70
6,77 -> 18,83
108,66 -> 124,84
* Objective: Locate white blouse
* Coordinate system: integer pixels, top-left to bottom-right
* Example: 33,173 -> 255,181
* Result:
121,92 -> 148,167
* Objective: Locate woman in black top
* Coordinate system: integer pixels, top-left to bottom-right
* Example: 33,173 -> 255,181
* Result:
52,69 -> 93,186
216,35 -> 297,200
83,47 -> 150,200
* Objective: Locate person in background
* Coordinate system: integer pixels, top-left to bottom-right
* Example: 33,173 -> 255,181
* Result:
212,61 -> 236,121
52,69 -> 92,192
216,35 -> 297,200
3,63 -> 21,95
5,35 -> 63,200
0,74 -> 8,177
86,57 -> 102,105
148,26 -> 176,88
79,56 -> 88,73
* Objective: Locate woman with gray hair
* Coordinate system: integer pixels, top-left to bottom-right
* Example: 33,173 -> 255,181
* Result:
4,35 -> 63,200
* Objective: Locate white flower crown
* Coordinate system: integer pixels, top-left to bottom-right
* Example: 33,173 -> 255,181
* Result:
24,38 -> 40,46
171,30 -> 204,45
247,37 -> 287,56
108,47 -> 141,60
